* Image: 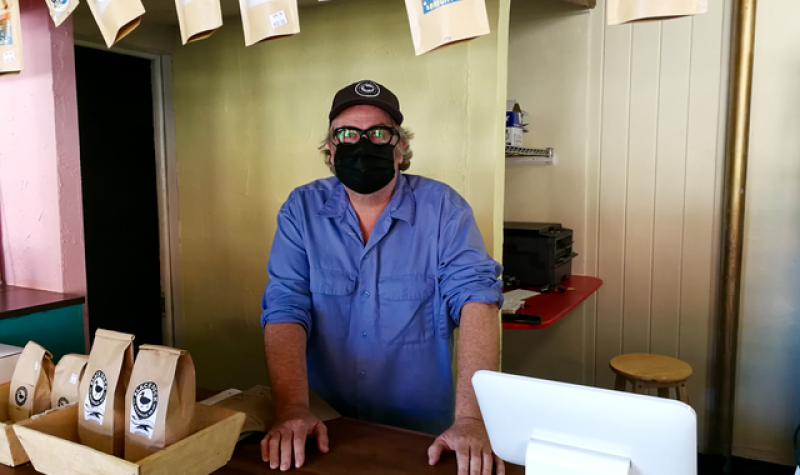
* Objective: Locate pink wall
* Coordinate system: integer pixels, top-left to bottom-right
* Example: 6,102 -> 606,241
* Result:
0,0 -> 85,295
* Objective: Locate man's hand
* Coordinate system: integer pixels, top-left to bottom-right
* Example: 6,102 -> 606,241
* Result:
428,417 -> 504,475
261,406 -> 330,471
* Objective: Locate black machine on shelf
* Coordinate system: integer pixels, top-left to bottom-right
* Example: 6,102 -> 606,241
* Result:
503,222 -> 578,287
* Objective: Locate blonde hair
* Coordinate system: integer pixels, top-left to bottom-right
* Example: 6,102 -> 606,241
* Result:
319,121 -> 414,174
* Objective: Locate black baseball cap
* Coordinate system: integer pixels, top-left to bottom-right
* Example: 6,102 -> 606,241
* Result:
328,80 -> 404,125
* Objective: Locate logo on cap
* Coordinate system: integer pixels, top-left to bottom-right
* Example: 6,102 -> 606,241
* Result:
354,80 -> 380,97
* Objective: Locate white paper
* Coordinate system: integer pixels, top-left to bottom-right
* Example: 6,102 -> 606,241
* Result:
69,374 -> 79,385
501,289 -> 539,314
182,0 -> 196,5
34,361 -> 39,371
269,10 -> 287,28
3,50 -> 15,64
246,0 -> 277,9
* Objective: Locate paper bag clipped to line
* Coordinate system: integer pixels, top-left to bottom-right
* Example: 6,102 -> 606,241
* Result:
0,0 -> 23,75
607,0 -> 709,26
204,386 -> 339,439
404,0 -> 490,56
176,0 -> 222,45
87,0 -> 145,47
238,0 -> 299,46
46,0 -> 80,28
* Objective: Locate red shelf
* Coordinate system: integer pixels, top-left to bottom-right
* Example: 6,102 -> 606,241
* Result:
502,276 -> 603,330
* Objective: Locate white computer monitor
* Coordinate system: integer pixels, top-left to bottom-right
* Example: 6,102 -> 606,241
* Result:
472,371 -> 697,475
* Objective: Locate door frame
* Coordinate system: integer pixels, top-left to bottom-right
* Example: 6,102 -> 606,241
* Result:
74,41 -> 182,348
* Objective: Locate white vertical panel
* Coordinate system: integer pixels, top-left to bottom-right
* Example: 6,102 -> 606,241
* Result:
595,23 -> 632,389
622,22 -> 661,354
680,0 -> 729,453
650,16 -> 692,358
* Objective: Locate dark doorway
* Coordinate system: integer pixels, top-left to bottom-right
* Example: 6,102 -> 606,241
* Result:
75,46 -> 162,349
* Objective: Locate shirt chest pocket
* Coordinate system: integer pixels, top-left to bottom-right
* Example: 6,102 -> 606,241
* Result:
310,269 -> 356,340
378,275 -> 435,345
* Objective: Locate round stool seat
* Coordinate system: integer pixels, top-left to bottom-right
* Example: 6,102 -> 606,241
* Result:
610,354 -> 693,383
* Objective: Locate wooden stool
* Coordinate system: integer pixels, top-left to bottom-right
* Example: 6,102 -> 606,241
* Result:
609,354 -> 692,404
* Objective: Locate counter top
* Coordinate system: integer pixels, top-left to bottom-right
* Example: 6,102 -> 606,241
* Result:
0,286 -> 85,321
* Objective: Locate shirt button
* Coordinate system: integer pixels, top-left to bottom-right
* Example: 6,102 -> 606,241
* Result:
364,254 -> 369,259
361,331 -> 367,337
359,371 -> 366,378
364,291 -> 370,297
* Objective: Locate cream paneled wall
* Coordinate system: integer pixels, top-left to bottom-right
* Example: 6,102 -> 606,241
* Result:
503,0 -> 730,451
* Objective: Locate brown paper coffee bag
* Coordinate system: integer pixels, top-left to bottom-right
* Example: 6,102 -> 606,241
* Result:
124,345 -> 195,462
176,0 -> 222,45
404,0 -> 490,56
238,0 -> 299,47
86,0 -> 145,48
79,329 -> 134,456
51,354 -> 89,408
46,0 -> 80,28
8,342 -> 55,422
607,0 -> 709,25
0,0 -> 23,75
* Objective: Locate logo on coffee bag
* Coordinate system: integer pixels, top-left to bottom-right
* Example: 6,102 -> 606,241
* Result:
14,387 -> 27,406
130,382 -> 158,439
422,0 -> 461,14
58,396 -> 69,407
49,0 -> 69,12
84,370 -> 108,424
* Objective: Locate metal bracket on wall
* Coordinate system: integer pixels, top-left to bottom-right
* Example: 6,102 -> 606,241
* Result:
505,146 -> 555,165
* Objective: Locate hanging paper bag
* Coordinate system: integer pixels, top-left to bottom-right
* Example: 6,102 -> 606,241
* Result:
86,0 -> 145,47
45,0 -> 80,28
176,0 -> 222,45
0,0 -> 23,75
238,0 -> 299,47
403,0 -> 490,56
607,0 -> 709,26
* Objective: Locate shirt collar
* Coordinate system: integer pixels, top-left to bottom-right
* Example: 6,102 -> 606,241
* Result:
317,174 -> 416,226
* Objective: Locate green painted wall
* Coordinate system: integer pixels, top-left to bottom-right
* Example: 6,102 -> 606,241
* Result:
0,305 -> 85,362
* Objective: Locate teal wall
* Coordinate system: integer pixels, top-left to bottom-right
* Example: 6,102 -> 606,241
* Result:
0,305 -> 85,362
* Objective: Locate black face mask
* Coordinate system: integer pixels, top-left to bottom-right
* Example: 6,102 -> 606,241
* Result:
333,138 -> 397,194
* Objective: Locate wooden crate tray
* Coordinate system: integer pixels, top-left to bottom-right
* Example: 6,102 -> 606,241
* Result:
14,402 -> 245,475
0,382 -> 30,466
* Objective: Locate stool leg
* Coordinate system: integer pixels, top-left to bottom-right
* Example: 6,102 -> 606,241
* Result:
633,381 -> 647,395
614,375 -> 627,391
657,387 -> 671,399
678,382 -> 690,404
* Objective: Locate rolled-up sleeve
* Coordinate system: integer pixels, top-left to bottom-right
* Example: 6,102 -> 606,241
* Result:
260,192 -> 313,334
438,194 -> 503,325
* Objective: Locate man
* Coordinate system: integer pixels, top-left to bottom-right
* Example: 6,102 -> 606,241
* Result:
260,80 -> 504,475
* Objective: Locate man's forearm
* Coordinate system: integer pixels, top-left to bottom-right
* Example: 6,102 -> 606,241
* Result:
455,302 -> 501,421
264,322 -> 309,414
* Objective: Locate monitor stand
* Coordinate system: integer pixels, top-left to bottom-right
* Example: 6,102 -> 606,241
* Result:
526,432 -> 632,475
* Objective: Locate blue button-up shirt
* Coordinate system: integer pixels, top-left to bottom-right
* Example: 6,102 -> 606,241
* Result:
260,174 -> 503,434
